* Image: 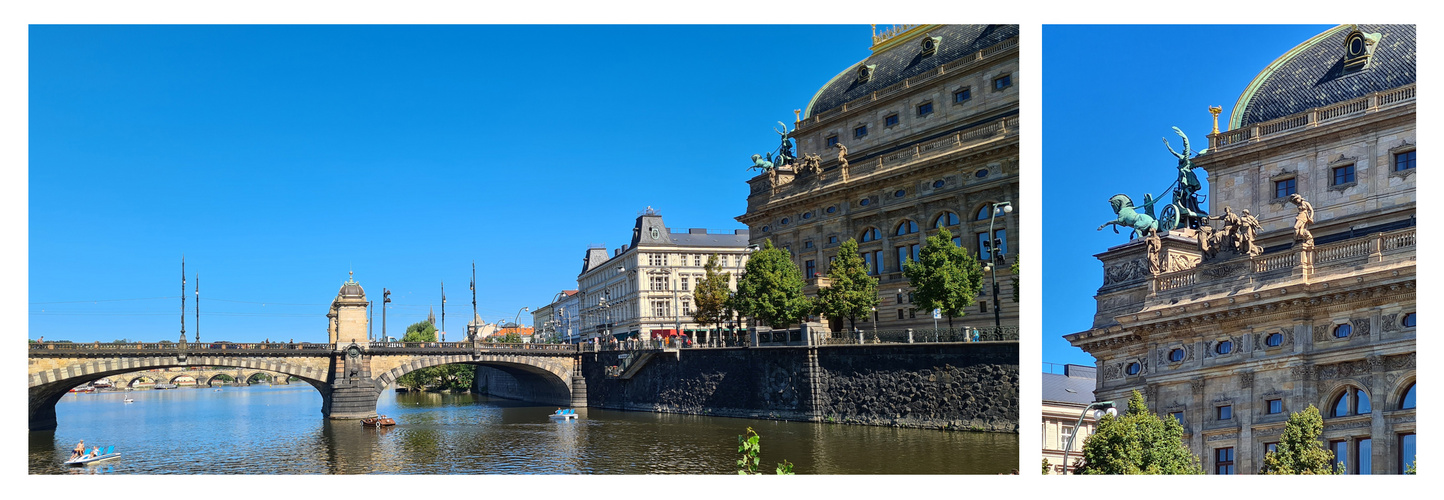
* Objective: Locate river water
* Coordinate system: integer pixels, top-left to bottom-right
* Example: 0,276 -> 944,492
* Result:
30,384 -> 1017,474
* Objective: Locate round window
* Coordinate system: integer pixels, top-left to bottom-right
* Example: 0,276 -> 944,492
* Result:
1215,340 -> 1233,355
1168,349 -> 1185,363
1265,333 -> 1283,347
932,179 -> 945,188
1333,324 -> 1352,339
894,189 -> 906,198
860,199 -> 871,206
975,169 -> 989,178
761,225 -> 771,232
781,218 -> 790,225
802,212 -> 812,220
1126,362 -> 1141,376
826,206 -> 837,214
1402,312 -> 1416,328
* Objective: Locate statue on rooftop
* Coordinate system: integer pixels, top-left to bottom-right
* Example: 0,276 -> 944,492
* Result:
836,143 -> 850,182
1289,193 -> 1316,249
1159,127 -> 1210,231
1098,193 -> 1159,240
774,121 -> 796,167
1239,209 -> 1262,256
1208,206 -> 1244,254
749,154 -> 774,172
1145,230 -> 1162,274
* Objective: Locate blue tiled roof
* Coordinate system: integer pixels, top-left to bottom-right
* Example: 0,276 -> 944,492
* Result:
1041,365 -> 1096,405
1232,24 -> 1415,128
805,24 -> 1018,119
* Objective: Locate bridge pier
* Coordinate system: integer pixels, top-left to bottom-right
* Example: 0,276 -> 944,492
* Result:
570,373 -> 588,408
322,379 -> 380,420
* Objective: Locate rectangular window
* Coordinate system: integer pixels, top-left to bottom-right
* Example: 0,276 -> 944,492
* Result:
897,246 -> 909,269
1215,447 -> 1235,475
979,300 -> 987,313
1217,405 -> 1232,420
872,250 -> 883,274
1331,440 -> 1348,474
1275,178 -> 1296,198
829,236 -> 839,244
896,309 -> 905,320
1060,425 -> 1074,451
909,308 -> 915,319
993,74 -> 1013,91
1268,399 -> 1283,414
917,102 -> 933,117
862,252 -> 875,275
1333,164 -> 1356,185
1264,442 -> 1279,467
681,300 -> 691,316
694,255 -> 702,266
952,236 -> 961,247
680,277 -> 689,291
953,88 -> 971,103
650,276 -> 666,291
885,114 -> 899,127
805,260 -> 816,278
854,125 -> 868,138
1395,150 -> 1416,171
1400,433 -> 1416,474
1358,438 -> 1371,475
1171,411 -> 1184,425
994,229 -> 1008,257
804,241 -> 813,249
826,136 -> 839,148
976,232 -> 990,261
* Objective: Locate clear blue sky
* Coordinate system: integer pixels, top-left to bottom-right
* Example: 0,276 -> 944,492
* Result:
29,25 -> 874,343
1041,25 -> 1333,368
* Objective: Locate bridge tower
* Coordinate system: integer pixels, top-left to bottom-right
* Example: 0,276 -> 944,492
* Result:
324,273 -> 379,419
328,272 -> 369,345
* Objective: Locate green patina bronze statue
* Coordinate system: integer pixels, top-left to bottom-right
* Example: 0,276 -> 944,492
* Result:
1159,127 -> 1209,230
1098,193 -> 1159,240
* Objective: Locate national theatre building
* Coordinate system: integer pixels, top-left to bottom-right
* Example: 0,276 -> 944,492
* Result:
736,24 -> 1020,335
1066,25 -> 1415,474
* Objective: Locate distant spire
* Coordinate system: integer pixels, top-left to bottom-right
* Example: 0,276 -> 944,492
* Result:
428,307 -> 436,325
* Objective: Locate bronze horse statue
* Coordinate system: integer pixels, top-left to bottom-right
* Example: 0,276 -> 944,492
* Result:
1098,193 -> 1159,239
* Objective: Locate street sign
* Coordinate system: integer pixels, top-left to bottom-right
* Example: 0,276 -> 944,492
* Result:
933,309 -> 942,319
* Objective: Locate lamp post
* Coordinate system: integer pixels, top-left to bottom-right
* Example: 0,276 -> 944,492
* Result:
1062,401 -> 1117,474
984,201 -> 1013,330
513,307 -> 528,342
383,288 -> 391,342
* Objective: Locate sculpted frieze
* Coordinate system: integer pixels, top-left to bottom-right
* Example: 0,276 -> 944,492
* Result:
1253,426 -> 1284,438
1239,371 -> 1254,387
1206,431 -> 1239,442
1317,359 -> 1370,380
1290,364 -> 1316,381
1382,313 -> 1399,332
1324,420 -> 1372,432
1351,317 -> 1371,338
1385,353 -> 1416,371
1386,414 -> 1416,425
1201,263 -> 1243,279
1103,259 -> 1149,286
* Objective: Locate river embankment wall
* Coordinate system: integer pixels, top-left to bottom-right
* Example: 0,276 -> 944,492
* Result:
577,343 -> 1018,432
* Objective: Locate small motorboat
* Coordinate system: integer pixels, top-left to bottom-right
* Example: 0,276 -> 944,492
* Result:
65,446 -> 120,466
549,409 -> 578,421
123,398 -> 134,403
362,415 -> 396,427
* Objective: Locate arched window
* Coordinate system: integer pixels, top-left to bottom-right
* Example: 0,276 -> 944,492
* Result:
1401,382 -> 1416,410
976,204 -> 995,220
1331,387 -> 1371,417
1334,324 -> 1352,338
895,220 -> 918,236
934,212 -> 960,228
1332,391 -> 1350,417
1402,312 -> 1416,328
860,227 -> 881,242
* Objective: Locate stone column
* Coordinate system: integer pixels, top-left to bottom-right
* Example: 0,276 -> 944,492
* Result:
1190,377 -> 1206,458
1238,371 -> 1256,473
1367,354 -> 1386,474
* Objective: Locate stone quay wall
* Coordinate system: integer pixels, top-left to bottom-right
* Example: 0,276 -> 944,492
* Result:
578,343 -> 1018,432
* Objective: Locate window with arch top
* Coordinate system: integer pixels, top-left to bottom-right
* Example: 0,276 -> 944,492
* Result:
1400,382 -> 1415,410
976,204 -> 998,220
895,220 -> 918,236
860,227 -> 881,242
1330,387 -> 1371,417
934,211 -> 960,228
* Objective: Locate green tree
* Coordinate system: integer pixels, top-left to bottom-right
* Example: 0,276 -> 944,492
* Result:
1011,254 -> 1020,303
692,254 -> 732,338
814,238 -> 878,333
396,320 -> 474,391
902,227 -> 984,330
1075,390 -> 1203,475
1042,458 -> 1051,475
732,240 -> 812,329
1260,405 -> 1338,474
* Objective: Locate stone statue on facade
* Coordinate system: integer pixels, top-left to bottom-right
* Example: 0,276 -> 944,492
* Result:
1098,193 -> 1159,240
799,153 -> 822,176
1197,223 -> 1219,260
836,143 -> 850,182
1209,206 -> 1244,254
1289,193 -> 1315,248
1145,229 -> 1163,274
1239,209 -> 1262,256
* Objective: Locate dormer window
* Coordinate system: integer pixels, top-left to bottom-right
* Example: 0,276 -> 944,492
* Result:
1342,27 -> 1381,73
856,64 -> 875,83
919,36 -> 940,56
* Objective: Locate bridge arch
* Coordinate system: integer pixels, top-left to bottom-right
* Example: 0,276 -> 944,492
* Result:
377,354 -> 575,407
28,356 -> 331,430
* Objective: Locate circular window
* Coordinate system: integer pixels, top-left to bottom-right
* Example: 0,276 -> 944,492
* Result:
932,179 -> 945,188
826,206 -> 837,214
975,169 -> 989,178
802,212 -> 812,220
894,189 -> 906,198
761,225 -> 771,232
1265,333 -> 1283,347
780,218 -> 790,225
1215,340 -> 1233,355
1333,324 -> 1352,339
1403,312 -> 1416,328
860,199 -> 871,206
1168,349 -> 1185,363
1126,362 -> 1141,376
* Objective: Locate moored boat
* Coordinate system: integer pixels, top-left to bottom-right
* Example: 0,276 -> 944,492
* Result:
549,409 -> 578,420
362,415 -> 396,427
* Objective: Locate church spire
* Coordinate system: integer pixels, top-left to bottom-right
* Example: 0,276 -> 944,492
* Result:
428,306 -> 436,325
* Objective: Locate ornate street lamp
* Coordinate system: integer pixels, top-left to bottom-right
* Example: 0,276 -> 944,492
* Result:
982,201 -> 1013,331
1062,401 -> 1117,474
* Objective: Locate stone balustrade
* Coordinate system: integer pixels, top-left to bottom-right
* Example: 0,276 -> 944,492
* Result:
1210,84 -> 1415,150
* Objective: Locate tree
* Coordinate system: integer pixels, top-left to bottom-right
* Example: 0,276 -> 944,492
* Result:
1011,254 -> 1020,303
732,240 -> 812,328
902,228 -> 984,330
396,320 -> 474,391
1075,390 -> 1203,474
1260,405 -> 1338,474
692,254 -> 732,337
814,238 -> 878,333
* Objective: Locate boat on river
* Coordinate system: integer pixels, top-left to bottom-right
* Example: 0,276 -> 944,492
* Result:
65,446 -> 120,466
549,409 -> 578,420
123,398 -> 134,403
361,415 -> 395,427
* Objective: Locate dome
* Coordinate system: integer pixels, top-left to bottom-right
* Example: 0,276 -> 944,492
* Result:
337,272 -> 365,299
1230,24 -> 1415,129
803,24 -> 1019,120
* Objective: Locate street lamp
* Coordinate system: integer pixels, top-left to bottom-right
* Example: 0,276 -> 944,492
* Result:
514,307 -> 528,341
1062,401 -> 1117,474
983,201 -> 1013,330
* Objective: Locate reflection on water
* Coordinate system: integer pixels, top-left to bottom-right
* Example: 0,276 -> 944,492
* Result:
30,385 -> 1016,474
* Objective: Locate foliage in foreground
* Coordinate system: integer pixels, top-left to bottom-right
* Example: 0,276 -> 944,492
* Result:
1260,405 -> 1338,475
1075,390 -> 1202,475
737,427 -> 794,475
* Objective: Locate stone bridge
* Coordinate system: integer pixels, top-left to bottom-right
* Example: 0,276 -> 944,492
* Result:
107,367 -> 293,388
28,339 -> 585,430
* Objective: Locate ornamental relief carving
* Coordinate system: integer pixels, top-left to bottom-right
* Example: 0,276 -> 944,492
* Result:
1167,254 -> 1201,273
1103,259 -> 1149,286
1190,378 -> 1205,395
1104,363 -> 1123,380
1206,432 -> 1239,442
1381,313 -> 1399,332
1253,427 -> 1284,438
1385,353 -> 1416,371
1239,372 -> 1254,387
1351,317 -> 1371,338
1290,364 -> 1316,381
1324,420 -> 1373,432
1317,359 -> 1371,380
1201,263 -> 1244,279
1386,415 -> 1416,425
1313,324 -> 1328,343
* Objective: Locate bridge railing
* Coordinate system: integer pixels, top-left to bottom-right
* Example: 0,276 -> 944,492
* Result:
30,340 -> 583,355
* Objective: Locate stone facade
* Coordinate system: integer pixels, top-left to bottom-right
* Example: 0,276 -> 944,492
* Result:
327,274 -> 369,346
1066,25 -> 1415,474
736,24 -> 1019,334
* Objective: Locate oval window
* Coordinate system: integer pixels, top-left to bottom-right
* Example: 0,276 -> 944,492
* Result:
1402,312 -> 1416,328
1265,333 -> 1283,347
860,199 -> 871,206
894,189 -> 906,198
1216,340 -> 1233,355
780,218 -> 790,225
932,179 -> 945,188
1334,324 -> 1352,338
975,169 -> 989,178
1126,362 -> 1141,376
826,206 -> 837,214
1168,349 -> 1185,363
802,212 -> 813,220
761,225 -> 771,232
